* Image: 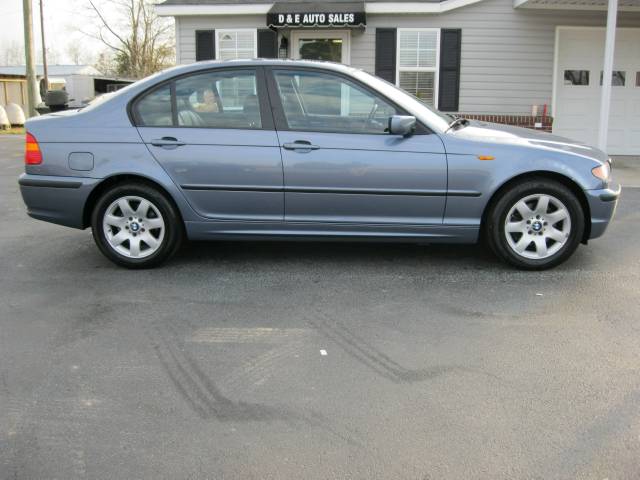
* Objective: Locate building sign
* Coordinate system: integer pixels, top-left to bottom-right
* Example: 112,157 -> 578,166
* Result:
267,11 -> 366,28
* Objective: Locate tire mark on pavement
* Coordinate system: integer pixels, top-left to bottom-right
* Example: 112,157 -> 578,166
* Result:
149,321 -> 364,447
150,321 -> 292,422
310,309 -> 499,384
221,337 -> 307,395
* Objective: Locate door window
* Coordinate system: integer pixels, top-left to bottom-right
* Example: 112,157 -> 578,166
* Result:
291,31 -> 349,64
273,70 -> 397,134
563,70 -> 590,86
298,38 -> 343,62
175,70 -> 262,128
599,71 -> 626,86
133,69 -> 262,129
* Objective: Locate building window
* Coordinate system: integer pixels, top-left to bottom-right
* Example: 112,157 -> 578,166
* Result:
600,71 -> 626,86
564,70 -> 589,86
396,29 -> 440,107
216,29 -> 257,60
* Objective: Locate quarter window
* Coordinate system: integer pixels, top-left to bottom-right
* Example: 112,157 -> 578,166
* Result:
273,70 -> 397,134
563,70 -> 589,86
134,85 -> 173,127
396,29 -> 439,107
216,30 -> 257,60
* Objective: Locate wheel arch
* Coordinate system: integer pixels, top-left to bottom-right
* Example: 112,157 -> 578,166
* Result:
480,171 -> 592,243
82,174 -> 185,229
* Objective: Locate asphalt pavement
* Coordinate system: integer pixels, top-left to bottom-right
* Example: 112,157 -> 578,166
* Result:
1,134 -> 639,479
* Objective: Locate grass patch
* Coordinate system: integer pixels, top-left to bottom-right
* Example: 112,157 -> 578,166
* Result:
0,127 -> 25,135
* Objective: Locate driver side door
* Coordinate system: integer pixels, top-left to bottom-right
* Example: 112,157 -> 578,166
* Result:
267,67 -> 447,225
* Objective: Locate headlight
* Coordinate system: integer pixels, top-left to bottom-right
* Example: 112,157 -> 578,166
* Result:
592,162 -> 611,181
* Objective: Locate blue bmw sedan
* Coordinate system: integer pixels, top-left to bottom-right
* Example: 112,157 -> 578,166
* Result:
18,60 -> 620,269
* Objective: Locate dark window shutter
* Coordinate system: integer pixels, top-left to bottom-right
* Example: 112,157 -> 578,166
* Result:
375,28 -> 396,84
258,29 -> 278,58
196,30 -> 215,61
438,29 -> 462,112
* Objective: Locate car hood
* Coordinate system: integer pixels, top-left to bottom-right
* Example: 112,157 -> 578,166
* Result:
447,120 -> 609,164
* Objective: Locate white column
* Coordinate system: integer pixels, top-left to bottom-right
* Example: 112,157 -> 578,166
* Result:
597,0 -> 619,151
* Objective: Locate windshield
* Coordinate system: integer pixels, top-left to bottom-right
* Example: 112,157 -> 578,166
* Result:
351,68 -> 454,132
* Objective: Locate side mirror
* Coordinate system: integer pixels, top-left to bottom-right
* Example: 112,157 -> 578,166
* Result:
388,115 -> 416,137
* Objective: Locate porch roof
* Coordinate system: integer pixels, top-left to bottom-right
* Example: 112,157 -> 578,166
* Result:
514,0 -> 640,11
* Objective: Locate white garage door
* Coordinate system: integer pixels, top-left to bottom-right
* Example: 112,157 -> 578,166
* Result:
554,27 -> 640,155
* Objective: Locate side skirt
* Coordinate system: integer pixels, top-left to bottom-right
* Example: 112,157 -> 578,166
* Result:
184,220 -> 479,244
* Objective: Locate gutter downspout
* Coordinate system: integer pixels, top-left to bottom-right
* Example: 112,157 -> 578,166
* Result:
597,0 -> 618,152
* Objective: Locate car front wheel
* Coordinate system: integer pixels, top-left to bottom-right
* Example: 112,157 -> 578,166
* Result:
91,183 -> 182,268
486,178 -> 585,270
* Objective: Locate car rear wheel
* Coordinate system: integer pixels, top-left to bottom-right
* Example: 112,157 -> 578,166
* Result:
91,183 -> 182,268
485,178 -> 585,270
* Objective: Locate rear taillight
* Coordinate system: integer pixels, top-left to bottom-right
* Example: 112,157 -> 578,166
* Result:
25,132 -> 42,165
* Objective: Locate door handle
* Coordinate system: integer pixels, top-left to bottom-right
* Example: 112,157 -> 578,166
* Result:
150,137 -> 186,148
282,141 -> 320,151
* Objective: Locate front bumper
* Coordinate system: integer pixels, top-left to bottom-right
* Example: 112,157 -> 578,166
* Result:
585,182 -> 621,239
18,173 -> 100,229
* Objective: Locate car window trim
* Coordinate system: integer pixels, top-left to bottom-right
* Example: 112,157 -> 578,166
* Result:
128,66 -> 275,131
170,82 -> 178,126
264,66 -> 432,136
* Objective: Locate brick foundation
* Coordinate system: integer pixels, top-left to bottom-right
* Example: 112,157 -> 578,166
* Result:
457,114 -> 554,132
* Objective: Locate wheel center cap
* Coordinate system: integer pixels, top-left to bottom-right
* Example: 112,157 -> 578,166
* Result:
130,222 -> 140,232
532,221 -> 542,232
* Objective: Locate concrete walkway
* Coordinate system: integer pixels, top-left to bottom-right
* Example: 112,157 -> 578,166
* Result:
611,156 -> 640,187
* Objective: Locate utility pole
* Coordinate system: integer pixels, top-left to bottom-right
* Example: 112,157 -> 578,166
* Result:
39,0 -> 49,96
22,0 -> 40,118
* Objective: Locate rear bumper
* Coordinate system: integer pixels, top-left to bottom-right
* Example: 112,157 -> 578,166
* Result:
18,173 -> 99,229
585,183 -> 621,239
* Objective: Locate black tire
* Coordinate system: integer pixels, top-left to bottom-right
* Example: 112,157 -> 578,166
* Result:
485,178 -> 585,270
91,183 -> 183,269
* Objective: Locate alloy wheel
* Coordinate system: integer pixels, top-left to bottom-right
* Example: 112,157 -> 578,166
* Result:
102,195 -> 165,259
504,193 -> 571,260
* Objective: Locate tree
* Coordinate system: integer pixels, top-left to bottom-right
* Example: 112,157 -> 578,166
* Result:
2,41 -> 25,66
94,51 -> 119,77
82,0 -> 174,79
36,47 -> 61,66
67,43 -> 92,66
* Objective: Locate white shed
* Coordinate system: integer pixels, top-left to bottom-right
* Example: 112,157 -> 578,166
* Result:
0,65 -> 133,109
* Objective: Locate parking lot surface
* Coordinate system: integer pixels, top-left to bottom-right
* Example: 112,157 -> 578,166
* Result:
1,134 -> 639,479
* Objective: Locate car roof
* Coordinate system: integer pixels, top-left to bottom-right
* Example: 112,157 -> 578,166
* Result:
162,59 -> 358,77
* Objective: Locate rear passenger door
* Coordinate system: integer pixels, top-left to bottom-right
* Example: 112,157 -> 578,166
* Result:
134,67 -> 283,221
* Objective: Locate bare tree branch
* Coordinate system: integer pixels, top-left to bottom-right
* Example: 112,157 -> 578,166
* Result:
87,0 -> 129,47
80,0 -> 174,78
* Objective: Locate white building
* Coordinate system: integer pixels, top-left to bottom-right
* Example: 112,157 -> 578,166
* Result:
157,0 -> 640,155
0,65 -> 132,109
